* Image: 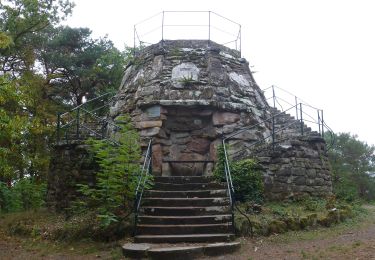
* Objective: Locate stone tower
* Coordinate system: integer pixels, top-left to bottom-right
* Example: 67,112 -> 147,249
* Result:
109,39 -> 332,199
110,40 -> 270,174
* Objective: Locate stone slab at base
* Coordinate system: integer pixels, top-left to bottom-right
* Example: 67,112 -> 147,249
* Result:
122,241 -> 240,259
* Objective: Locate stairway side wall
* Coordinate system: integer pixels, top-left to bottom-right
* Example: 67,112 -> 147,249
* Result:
257,136 -> 333,200
47,143 -> 97,211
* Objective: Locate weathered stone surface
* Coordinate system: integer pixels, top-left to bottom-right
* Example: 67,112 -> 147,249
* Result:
171,62 -> 199,81
140,127 -> 160,137
187,138 -> 211,154
48,40 -> 333,208
212,112 -> 240,126
152,144 -> 162,175
136,120 -> 163,129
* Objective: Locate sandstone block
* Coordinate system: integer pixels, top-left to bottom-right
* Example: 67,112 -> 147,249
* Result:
136,120 -> 163,129
212,112 -> 240,126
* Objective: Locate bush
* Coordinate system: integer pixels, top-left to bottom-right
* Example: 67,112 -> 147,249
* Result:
0,178 -> 46,213
214,145 -> 264,203
74,115 -> 146,227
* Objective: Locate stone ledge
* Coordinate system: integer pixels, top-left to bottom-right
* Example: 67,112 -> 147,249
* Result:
122,241 -> 240,259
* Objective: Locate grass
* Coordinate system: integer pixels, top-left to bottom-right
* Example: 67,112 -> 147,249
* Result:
0,209 -> 129,259
265,203 -> 373,244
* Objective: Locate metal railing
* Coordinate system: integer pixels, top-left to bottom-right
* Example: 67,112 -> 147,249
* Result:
56,92 -> 118,144
134,138 -> 153,236
220,89 -> 335,230
134,11 -> 242,55
262,85 -> 335,150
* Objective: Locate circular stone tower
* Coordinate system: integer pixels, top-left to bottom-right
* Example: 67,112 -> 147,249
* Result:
110,40 -> 271,176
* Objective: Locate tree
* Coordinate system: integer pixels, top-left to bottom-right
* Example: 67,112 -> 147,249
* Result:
328,133 -> 375,201
0,0 -> 73,75
38,26 -> 126,106
0,73 -> 54,183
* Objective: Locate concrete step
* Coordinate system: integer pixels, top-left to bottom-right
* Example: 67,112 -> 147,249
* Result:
137,223 -> 231,235
134,233 -> 235,243
140,206 -> 231,216
138,215 -> 232,225
154,176 -> 215,184
142,197 -> 229,207
153,182 -> 225,191
145,189 -> 227,198
122,241 -> 241,259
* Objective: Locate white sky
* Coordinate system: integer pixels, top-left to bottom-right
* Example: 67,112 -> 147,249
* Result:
65,0 -> 375,145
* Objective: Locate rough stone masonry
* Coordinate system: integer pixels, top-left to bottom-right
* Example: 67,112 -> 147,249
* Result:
48,40 -> 332,207
108,39 -> 332,199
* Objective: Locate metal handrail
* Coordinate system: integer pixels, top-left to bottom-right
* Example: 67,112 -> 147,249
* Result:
134,11 -> 242,55
222,140 -> 235,233
56,92 -> 119,144
60,92 -> 114,117
220,100 -> 335,233
224,104 -> 299,141
134,138 -> 153,236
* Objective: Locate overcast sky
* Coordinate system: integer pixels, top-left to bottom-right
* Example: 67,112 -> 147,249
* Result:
65,0 -> 375,145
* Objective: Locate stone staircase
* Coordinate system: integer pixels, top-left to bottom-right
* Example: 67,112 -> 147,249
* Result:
134,175 -> 235,244
269,107 -> 320,141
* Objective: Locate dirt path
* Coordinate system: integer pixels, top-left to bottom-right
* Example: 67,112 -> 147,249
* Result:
212,205 -> 375,260
1,206 -> 375,259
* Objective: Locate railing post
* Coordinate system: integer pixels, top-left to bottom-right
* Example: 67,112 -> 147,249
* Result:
295,96 -> 298,120
76,108 -> 80,139
149,144 -> 153,175
321,110 -> 325,137
317,109 -> 321,136
272,116 -> 275,149
57,112 -> 61,143
208,11 -> 211,46
101,121 -> 106,139
239,25 -> 242,57
272,85 -> 276,108
133,25 -> 136,56
161,11 -> 165,41
300,103 -> 304,135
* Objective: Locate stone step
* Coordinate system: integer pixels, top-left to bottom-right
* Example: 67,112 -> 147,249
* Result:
122,241 -> 241,259
154,176 -> 215,184
140,206 -> 231,216
142,197 -> 229,207
153,182 -> 225,191
145,189 -> 228,198
134,233 -> 235,243
137,223 -> 231,235
138,215 -> 232,225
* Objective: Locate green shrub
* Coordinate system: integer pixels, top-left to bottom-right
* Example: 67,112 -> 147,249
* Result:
0,178 -> 46,213
334,175 -> 359,202
74,115 -> 147,227
214,145 -> 264,203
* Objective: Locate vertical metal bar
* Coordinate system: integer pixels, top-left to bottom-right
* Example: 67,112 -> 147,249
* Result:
300,103 -> 304,135
208,11 -> 211,46
317,109 -> 321,136
295,96 -> 298,120
272,85 -> 276,108
76,108 -> 80,139
162,11 -> 165,41
133,25 -> 136,56
101,122 -> 106,139
149,144 -> 153,175
272,116 -> 275,149
321,110 -> 325,137
239,25 -> 242,56
57,113 -> 61,143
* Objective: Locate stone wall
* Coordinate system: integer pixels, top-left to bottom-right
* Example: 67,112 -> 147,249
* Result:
47,39 -> 333,206
47,142 -> 97,211
257,136 -> 332,200
109,40 -> 271,176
